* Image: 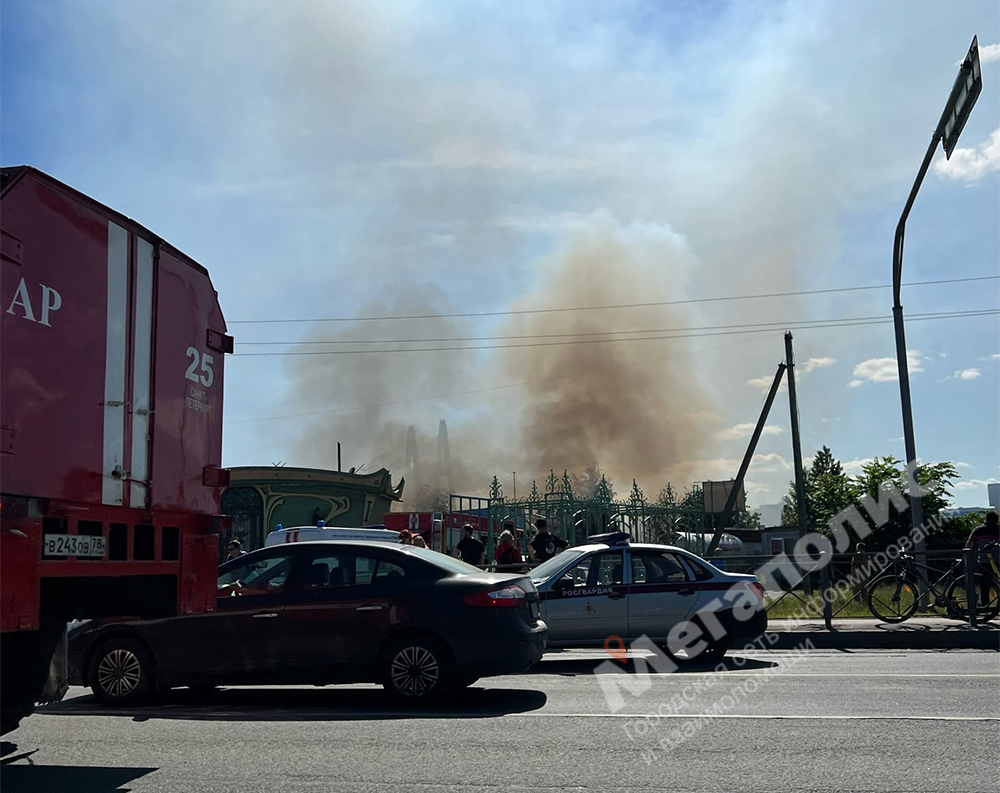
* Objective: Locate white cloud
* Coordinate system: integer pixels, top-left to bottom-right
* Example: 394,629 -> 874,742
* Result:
955,479 -> 1000,491
933,126 -> 1000,183
842,458 -> 874,476
955,368 -> 981,380
748,357 -> 834,392
714,423 -> 783,441
686,453 -> 792,480
955,462 -> 972,469
978,42 -> 1000,63
849,350 -> 922,386
801,356 -> 836,373
746,375 -> 787,394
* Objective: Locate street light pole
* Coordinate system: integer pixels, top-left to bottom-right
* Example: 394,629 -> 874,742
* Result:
893,37 -> 981,550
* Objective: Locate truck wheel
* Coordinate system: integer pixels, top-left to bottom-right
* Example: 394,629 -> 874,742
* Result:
88,638 -> 155,705
380,635 -> 454,705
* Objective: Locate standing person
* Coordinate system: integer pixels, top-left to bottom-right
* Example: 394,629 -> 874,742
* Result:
398,529 -> 414,545
413,534 -> 428,549
529,518 -> 567,563
225,540 -> 247,560
966,511 -> 1000,550
495,529 -> 523,567
456,524 -> 485,566
966,512 -> 1000,607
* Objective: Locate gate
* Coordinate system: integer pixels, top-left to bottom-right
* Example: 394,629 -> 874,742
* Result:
452,471 -> 705,559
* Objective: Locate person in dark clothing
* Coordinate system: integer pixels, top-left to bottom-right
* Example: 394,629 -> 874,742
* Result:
966,511 -> 1000,550
528,518 -> 568,563
456,524 -> 485,566
966,512 -> 1000,607
225,540 -> 247,560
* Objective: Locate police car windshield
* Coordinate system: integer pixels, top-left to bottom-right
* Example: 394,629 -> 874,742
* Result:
530,549 -> 583,583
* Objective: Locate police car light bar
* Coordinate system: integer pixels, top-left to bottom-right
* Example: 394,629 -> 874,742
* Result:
587,532 -> 630,546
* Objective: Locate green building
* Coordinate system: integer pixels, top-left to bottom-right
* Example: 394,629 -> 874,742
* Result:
220,466 -> 404,552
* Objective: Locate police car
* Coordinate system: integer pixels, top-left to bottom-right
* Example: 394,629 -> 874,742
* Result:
529,532 -> 767,662
264,521 -> 402,547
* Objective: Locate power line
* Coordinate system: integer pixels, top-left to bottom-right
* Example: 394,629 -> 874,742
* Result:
224,335 -> 767,426
235,309 -> 997,346
230,308 -> 997,356
227,275 -> 998,325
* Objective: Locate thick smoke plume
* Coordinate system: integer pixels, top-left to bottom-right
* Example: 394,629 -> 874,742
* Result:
285,214 -> 720,505
498,214 -> 718,489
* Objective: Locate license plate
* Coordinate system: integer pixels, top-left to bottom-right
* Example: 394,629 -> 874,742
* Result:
43,534 -> 107,558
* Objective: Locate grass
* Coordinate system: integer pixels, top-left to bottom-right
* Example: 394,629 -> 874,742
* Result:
763,585 -> 981,620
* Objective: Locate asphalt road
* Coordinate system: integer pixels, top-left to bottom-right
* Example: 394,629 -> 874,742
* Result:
3,649 -> 998,793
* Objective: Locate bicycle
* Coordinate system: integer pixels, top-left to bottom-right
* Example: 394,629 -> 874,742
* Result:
866,547 -> 1000,624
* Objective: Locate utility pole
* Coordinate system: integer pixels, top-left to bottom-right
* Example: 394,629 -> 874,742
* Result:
785,332 -> 811,594
707,362 -> 786,555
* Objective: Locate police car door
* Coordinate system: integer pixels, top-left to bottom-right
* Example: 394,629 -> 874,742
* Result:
626,549 -> 699,640
542,550 -> 628,644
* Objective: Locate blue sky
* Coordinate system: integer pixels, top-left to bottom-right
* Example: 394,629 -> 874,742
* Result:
3,0 -> 998,509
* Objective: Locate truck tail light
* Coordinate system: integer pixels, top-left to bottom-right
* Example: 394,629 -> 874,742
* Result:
462,585 -> 527,608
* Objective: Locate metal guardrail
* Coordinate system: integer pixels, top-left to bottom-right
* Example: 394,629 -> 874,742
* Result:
714,548 -> 996,628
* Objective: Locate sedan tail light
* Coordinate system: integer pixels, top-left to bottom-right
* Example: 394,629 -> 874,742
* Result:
462,585 -> 527,608
749,581 -> 766,606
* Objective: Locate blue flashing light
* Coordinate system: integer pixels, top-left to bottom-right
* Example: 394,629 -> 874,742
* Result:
317,519 -> 325,528
275,524 -> 283,531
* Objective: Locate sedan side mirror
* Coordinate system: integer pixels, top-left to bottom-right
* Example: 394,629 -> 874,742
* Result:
552,576 -> 575,591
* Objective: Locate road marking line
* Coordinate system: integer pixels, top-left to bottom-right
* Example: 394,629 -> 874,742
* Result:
507,713 -> 1000,721
580,673 -> 1000,678
41,709 -> 1000,722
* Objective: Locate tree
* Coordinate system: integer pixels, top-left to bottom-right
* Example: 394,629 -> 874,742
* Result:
851,456 -> 958,549
570,464 -> 614,500
731,510 -> 762,529
783,449 -> 961,550
782,446 -> 857,529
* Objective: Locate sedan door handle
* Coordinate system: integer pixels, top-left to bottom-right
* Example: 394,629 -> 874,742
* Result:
252,612 -> 279,619
678,589 -> 695,596
607,592 -> 626,600
355,604 -> 385,611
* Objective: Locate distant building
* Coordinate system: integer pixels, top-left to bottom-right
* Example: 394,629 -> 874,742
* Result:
989,483 -> 1000,510
757,503 -> 784,528
221,466 -> 404,552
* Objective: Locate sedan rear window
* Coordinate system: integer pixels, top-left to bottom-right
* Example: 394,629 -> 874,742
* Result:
404,546 -> 485,575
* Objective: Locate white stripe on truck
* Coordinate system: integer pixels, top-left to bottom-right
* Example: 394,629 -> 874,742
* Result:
102,222 -> 129,506
129,238 -> 154,508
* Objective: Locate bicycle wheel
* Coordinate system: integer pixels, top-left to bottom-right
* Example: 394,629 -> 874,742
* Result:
946,576 -> 1000,622
867,575 -> 919,623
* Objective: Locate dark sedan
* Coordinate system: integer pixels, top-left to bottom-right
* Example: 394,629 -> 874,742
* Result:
69,541 -> 547,705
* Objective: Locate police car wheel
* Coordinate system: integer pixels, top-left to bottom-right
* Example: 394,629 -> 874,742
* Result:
381,636 -> 454,705
88,637 -> 155,705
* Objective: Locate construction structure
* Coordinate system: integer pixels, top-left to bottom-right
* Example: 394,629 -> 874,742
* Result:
220,466 -> 404,553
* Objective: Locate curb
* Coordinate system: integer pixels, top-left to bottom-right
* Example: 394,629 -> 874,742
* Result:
766,627 -> 1000,651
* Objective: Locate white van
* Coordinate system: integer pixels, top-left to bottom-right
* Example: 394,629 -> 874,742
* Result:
264,522 -> 402,547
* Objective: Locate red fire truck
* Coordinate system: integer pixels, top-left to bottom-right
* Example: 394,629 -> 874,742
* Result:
0,167 -> 231,733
